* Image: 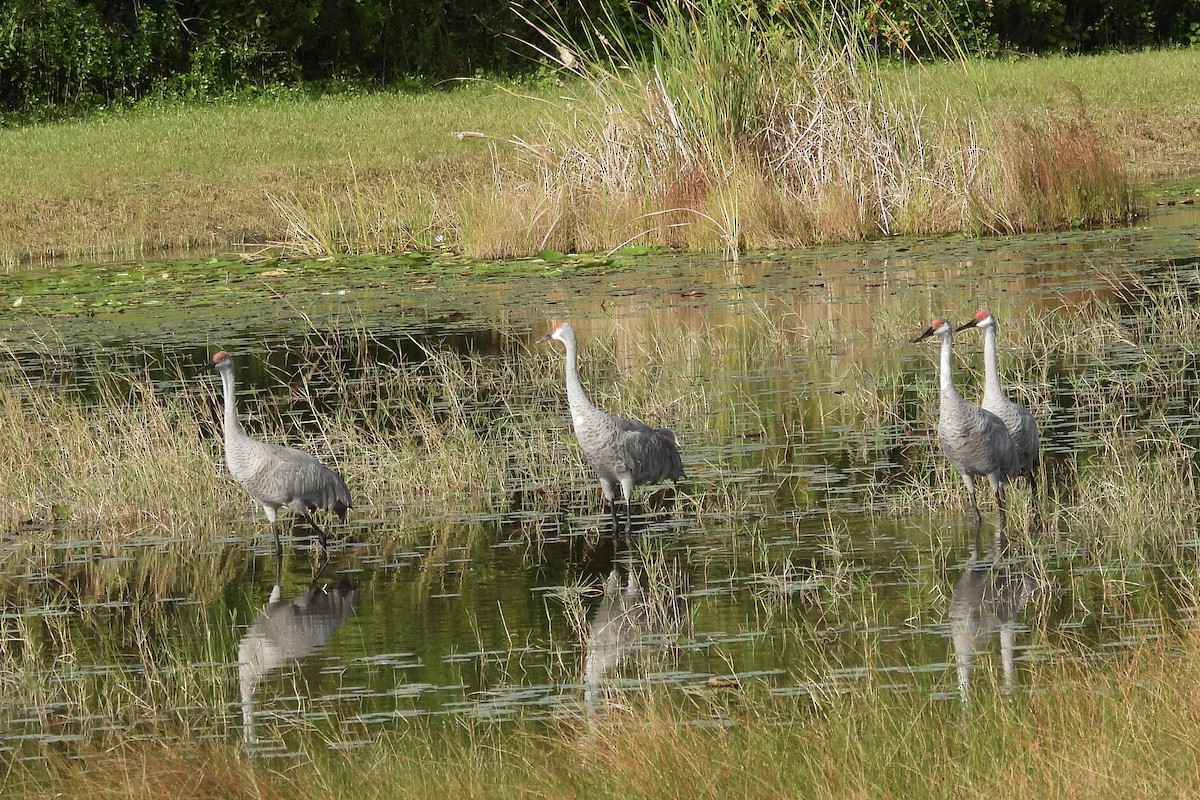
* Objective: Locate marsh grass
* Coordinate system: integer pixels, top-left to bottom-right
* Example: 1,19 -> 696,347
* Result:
266,177 -> 451,257
8,266 -> 1200,594
0,367 -> 223,543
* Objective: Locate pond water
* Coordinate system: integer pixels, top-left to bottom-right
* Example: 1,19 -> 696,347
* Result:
2,206 -> 1200,758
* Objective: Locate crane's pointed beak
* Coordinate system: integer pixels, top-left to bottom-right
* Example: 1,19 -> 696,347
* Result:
192,358 -> 217,376
955,319 -> 979,332
535,332 -> 553,344
912,327 -> 937,343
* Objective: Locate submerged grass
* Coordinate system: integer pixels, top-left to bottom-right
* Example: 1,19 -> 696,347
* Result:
0,594 -> 239,760
13,623 -> 1200,799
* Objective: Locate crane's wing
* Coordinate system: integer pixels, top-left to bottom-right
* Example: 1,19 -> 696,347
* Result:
977,408 -> 1018,477
266,444 -> 353,517
1013,404 -> 1041,468
985,394 -> 1041,474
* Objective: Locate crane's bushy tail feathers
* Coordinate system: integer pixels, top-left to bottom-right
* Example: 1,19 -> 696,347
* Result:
620,428 -> 686,487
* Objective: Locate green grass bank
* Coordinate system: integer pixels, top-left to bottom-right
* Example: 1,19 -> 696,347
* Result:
0,45 -> 1195,270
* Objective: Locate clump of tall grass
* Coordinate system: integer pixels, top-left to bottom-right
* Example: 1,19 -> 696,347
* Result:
266,176 -> 452,257
1070,424 -> 1199,554
472,0 -> 1132,260
0,370 -> 224,546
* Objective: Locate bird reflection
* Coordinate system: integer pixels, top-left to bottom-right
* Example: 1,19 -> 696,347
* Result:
949,526 -> 1038,702
582,542 -> 684,718
239,576 -> 358,746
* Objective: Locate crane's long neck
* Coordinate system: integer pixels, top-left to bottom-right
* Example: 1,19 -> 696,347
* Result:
219,366 -> 246,443
561,333 -> 596,416
938,331 -> 960,402
982,325 -> 1002,398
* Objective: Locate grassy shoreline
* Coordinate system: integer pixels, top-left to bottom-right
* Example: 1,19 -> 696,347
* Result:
0,48 -> 1195,270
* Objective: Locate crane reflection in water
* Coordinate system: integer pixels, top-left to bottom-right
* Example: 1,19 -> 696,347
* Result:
581,538 -> 687,721
238,575 -> 358,747
949,525 -> 1041,702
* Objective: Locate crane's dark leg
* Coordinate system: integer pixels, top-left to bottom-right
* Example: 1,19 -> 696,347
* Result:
996,482 -> 1008,532
599,479 -> 620,539
303,515 -> 331,579
272,523 -> 282,587
1029,469 -> 1041,530
305,514 -> 330,556
962,474 -> 982,529
310,551 -> 331,584
619,480 -> 635,536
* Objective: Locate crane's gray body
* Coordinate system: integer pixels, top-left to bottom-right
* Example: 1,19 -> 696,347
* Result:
570,401 -> 685,505
206,351 -> 351,555
224,434 -> 351,524
540,322 -> 684,534
918,320 -> 1016,526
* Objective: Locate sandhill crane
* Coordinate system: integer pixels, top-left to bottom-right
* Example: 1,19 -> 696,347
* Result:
537,321 -> 685,536
913,319 -> 1017,527
956,310 -> 1041,508
200,351 -> 352,561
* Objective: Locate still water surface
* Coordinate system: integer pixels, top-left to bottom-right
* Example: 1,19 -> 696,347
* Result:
2,208 -> 1200,756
